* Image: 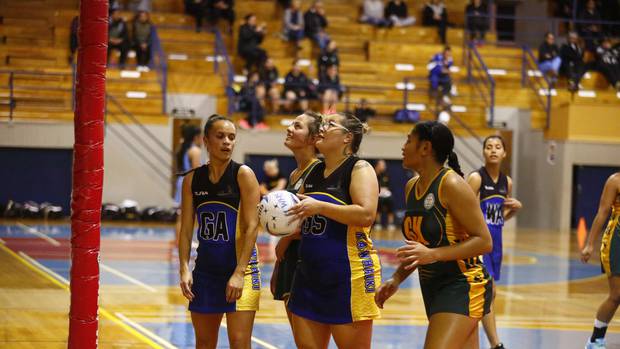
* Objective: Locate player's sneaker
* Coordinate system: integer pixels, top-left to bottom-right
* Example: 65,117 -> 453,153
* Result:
585,338 -> 606,349
491,343 -> 505,349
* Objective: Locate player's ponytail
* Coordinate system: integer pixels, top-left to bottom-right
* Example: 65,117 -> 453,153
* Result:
447,151 -> 464,177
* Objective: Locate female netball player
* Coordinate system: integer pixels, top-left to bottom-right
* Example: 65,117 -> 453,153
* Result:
286,112 -> 382,349
270,111 -> 322,327
375,121 -> 493,349
467,135 -> 522,349
178,115 -> 261,349
581,172 -> 620,349
174,124 -> 202,244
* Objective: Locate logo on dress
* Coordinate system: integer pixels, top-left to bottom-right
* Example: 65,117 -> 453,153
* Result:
424,193 -> 435,210
484,185 -> 495,190
194,191 -> 209,196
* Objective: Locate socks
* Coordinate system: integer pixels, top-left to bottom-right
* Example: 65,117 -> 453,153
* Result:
590,319 -> 608,342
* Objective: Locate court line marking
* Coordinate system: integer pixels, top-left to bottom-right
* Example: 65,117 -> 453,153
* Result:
116,312 -> 178,349
17,222 -> 60,246
0,244 -> 163,349
19,251 -> 70,284
100,263 -> 157,293
496,289 -> 526,300
0,238 -> 5,244
220,322 -> 280,349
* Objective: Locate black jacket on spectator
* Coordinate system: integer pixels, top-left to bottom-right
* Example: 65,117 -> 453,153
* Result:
538,42 -> 559,62
207,0 -> 235,24
284,71 -> 313,97
385,1 -> 409,19
354,106 -> 376,122
560,42 -> 586,85
318,74 -> 343,97
259,66 -> 279,89
422,4 -> 447,26
318,49 -> 339,74
465,3 -> 488,31
237,23 -> 265,67
109,18 -> 129,43
578,8 -> 602,37
304,10 -> 327,37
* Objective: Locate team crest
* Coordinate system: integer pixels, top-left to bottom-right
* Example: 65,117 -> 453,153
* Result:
424,193 -> 435,210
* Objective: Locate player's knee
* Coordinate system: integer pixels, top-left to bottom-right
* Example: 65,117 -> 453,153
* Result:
227,331 -> 250,349
195,334 -> 216,349
609,290 -> 620,304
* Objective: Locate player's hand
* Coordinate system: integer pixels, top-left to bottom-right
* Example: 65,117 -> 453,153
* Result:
396,240 -> 438,269
275,236 -> 292,261
375,278 -> 399,309
226,271 -> 244,303
504,198 -> 522,211
179,269 -> 195,301
287,194 -> 323,221
581,243 -> 593,263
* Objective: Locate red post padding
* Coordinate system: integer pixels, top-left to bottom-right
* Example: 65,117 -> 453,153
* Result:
69,0 -> 108,348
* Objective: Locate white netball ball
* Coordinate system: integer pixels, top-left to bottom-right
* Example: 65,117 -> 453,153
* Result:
257,190 -> 301,237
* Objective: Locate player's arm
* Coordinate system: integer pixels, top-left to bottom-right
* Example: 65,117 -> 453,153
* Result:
503,176 -> 522,221
178,172 -> 196,301
466,171 -> 482,198
187,146 -> 202,169
288,160 -> 378,227
582,173 -> 620,262
226,165 -> 261,302
398,172 -> 492,268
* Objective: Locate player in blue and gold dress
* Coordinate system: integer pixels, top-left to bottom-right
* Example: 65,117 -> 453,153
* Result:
467,135 -> 521,349
287,112 -> 382,349
178,115 -> 261,349
582,172 -> 620,349
376,121 -> 493,349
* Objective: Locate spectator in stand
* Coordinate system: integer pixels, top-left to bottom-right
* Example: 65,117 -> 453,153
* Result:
237,14 -> 267,72
595,38 -> 620,91
239,71 -> 269,130
465,0 -> 488,42
318,65 -> 344,113
284,0 -> 304,48
374,159 -> 396,231
283,60 -> 313,112
185,0 -> 207,32
69,15 -> 78,64
317,40 -> 339,78
555,0 -> 573,32
207,0 -> 235,32
354,98 -> 376,122
579,0 -> 603,52
560,31 -> 586,92
385,0 -> 416,27
132,11 -> 153,71
422,0 -> 448,44
108,9 -> 130,69
259,159 -> 287,196
259,58 -> 281,112
428,46 -> 454,104
360,0 -> 391,27
538,32 -> 562,85
304,1 -> 330,50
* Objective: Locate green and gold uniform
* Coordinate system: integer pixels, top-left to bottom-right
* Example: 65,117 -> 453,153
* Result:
601,195 -> 620,276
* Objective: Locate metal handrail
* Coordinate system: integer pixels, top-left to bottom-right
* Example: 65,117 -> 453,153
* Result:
522,45 -> 552,129
151,26 -> 168,114
213,28 -> 236,116
467,43 -> 495,127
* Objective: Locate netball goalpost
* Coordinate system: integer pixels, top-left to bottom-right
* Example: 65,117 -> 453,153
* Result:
69,0 -> 107,347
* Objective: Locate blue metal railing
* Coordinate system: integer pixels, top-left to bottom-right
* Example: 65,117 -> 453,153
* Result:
466,43 -> 495,126
521,45 -> 552,129
213,28 -> 236,116
151,26 -> 168,114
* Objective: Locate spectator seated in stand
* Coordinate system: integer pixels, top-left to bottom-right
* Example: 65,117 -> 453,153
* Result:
354,98 -> 376,122
428,46 -> 454,104
304,0 -> 330,50
238,71 -> 269,130
259,159 -> 287,196
360,0 -> 391,27
538,32 -> 562,86
283,60 -> 314,113
108,8 -> 130,69
385,0 -> 415,27
318,40 -> 339,78
185,0 -> 207,32
208,0 -> 235,33
374,159 -> 396,231
69,15 -> 78,64
237,14 -> 267,72
132,11 -> 153,72
259,58 -> 281,112
422,0 -> 447,44
595,38 -> 620,91
283,0 -> 304,48
465,0 -> 488,42
560,31 -> 586,92
318,65 -> 344,113
579,0 -> 603,52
